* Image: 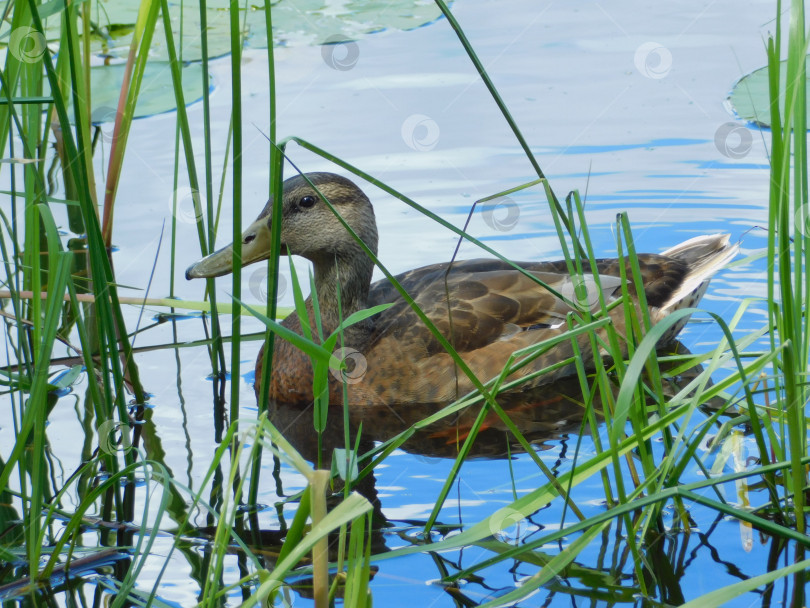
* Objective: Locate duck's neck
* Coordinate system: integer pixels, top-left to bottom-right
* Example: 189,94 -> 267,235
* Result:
311,248 -> 375,336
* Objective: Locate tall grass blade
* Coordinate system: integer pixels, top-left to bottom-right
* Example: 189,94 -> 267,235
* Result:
100,0 -> 160,245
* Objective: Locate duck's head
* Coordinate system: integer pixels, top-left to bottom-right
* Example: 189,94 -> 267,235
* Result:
185,172 -> 379,280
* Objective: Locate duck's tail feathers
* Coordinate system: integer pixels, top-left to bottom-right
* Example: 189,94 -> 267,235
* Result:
659,233 -> 739,314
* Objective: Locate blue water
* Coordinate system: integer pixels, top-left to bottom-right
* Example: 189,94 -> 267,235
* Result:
4,0 -> 783,606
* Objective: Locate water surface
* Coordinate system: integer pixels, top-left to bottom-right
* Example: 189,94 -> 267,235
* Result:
4,0 -> 779,605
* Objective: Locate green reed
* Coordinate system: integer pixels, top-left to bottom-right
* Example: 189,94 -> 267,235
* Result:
2,0 -> 809,605
763,0 -> 810,602
0,0 -> 150,588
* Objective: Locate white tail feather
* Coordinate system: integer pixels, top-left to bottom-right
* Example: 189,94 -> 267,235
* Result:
658,233 -> 739,313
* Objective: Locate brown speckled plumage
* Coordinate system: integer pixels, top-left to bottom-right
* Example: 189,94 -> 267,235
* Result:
186,172 -> 738,406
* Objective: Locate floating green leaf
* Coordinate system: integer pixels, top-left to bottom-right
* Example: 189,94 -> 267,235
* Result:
727,58 -> 810,128
0,0 -> 449,63
70,62 -> 209,123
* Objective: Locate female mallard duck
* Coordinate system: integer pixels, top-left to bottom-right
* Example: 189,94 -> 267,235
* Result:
186,172 -> 737,405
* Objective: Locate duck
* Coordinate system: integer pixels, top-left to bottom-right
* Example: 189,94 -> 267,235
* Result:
185,172 -> 738,406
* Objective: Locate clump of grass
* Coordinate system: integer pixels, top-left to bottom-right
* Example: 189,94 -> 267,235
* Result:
0,1 -> 374,604
0,0 -> 152,593
1,0 -> 808,606
236,1 -> 810,605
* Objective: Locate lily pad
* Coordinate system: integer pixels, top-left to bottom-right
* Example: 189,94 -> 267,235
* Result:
46,0 -> 448,62
0,1 -> 442,120
249,0 -> 450,51
64,61 -> 210,123
727,59 -> 810,128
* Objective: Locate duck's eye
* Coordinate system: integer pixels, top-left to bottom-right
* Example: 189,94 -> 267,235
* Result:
300,195 -> 317,208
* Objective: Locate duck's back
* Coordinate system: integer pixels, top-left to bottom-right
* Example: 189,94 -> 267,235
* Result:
353,235 -> 735,404
268,234 -> 736,405
365,255 -> 687,350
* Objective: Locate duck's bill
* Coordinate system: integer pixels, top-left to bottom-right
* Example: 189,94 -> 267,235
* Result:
185,216 -> 275,279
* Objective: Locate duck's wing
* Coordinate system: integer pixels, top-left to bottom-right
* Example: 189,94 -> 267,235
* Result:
369,260 -> 615,356
366,254 -> 702,356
